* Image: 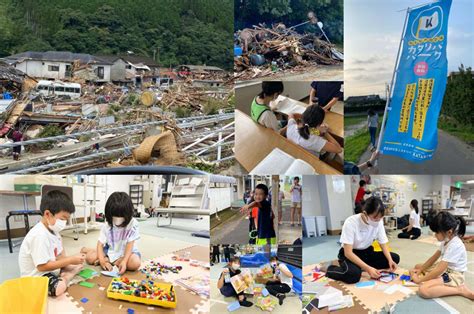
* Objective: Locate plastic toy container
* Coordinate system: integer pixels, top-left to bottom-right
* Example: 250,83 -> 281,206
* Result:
0,277 -> 48,313
106,277 -> 177,309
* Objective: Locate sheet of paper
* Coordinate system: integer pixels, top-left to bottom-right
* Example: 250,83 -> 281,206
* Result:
355,281 -> 376,289
190,177 -> 203,186
285,158 -> 316,175
269,95 -> 306,115
317,287 -> 343,308
250,148 -> 295,174
384,284 -> 402,295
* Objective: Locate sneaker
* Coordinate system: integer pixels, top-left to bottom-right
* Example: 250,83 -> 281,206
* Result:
239,299 -> 253,307
277,293 -> 286,305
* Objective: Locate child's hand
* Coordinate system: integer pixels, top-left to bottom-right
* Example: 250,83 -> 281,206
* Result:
240,204 -> 250,214
388,260 -> 398,272
118,260 -> 127,275
100,260 -> 113,271
318,124 -> 328,135
367,267 -> 381,279
69,253 -> 85,265
411,273 -> 421,284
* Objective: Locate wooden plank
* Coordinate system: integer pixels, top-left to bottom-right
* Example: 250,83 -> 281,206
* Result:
235,110 -> 341,174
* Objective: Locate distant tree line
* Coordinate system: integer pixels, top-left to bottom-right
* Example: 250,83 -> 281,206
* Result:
0,0 -> 233,70
441,64 -> 473,125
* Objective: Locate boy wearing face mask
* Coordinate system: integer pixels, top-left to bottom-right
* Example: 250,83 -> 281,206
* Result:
81,192 -> 141,275
19,190 -> 84,297
217,256 -> 253,307
250,81 -> 284,131
324,196 -> 400,284
265,256 -> 293,305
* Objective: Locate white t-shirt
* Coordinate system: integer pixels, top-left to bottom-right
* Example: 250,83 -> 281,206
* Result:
409,210 -> 421,229
340,214 -> 388,250
291,184 -> 302,203
439,236 -> 467,272
276,263 -> 293,289
19,222 -> 63,277
258,110 -> 280,131
286,118 -> 327,156
98,218 -> 140,263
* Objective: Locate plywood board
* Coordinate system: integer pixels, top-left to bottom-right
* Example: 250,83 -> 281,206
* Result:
235,110 -> 341,174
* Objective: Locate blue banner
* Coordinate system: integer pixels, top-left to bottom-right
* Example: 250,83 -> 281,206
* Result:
380,0 -> 452,162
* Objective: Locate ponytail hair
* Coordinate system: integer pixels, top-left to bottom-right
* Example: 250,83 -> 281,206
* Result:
410,199 -> 419,214
298,105 -> 325,140
429,211 -> 466,238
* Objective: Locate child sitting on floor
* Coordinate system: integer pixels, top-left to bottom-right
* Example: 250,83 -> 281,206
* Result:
241,184 -> 277,245
217,256 -> 253,307
19,190 -> 84,297
81,192 -> 141,274
265,256 -> 293,305
410,212 -> 474,300
250,81 -> 284,131
286,105 -> 342,160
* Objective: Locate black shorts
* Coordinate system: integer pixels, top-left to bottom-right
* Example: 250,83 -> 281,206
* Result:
43,272 -> 62,296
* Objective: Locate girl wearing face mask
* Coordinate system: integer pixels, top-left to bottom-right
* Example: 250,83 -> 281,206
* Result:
240,184 -> 276,245
250,81 -> 284,131
217,256 -> 253,307
398,199 -> 422,240
325,196 -> 400,284
410,212 -> 474,300
81,192 -> 141,275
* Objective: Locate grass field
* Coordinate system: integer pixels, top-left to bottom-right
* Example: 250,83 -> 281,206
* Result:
344,116 -> 381,162
438,117 -> 474,144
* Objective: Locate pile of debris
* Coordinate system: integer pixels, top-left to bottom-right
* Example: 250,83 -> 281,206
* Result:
234,24 -> 343,80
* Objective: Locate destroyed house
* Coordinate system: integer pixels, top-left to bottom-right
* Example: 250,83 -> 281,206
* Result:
0,61 -> 31,92
2,51 -> 112,82
176,65 -> 224,77
119,55 -> 160,86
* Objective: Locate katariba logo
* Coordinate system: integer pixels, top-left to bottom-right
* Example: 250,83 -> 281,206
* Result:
411,6 -> 443,39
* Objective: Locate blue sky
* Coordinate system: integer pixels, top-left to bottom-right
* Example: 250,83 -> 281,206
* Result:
344,0 -> 473,97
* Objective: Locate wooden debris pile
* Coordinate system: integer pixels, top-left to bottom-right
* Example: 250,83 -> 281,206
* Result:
234,24 -> 342,79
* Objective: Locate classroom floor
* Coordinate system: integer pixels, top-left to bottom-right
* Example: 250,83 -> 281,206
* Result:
0,218 -> 209,313
0,216 -> 209,283
210,262 -> 301,313
302,226 -> 474,313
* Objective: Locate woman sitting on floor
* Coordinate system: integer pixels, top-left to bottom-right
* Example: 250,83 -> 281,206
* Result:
398,199 -> 422,240
324,196 -> 400,284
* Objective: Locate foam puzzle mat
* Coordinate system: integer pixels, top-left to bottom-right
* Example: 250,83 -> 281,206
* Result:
303,263 -> 418,313
50,245 -> 209,313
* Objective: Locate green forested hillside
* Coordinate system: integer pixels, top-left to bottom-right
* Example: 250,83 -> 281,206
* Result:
0,0 -> 233,69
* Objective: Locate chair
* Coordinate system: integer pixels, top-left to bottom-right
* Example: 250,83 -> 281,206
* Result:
6,210 -> 42,253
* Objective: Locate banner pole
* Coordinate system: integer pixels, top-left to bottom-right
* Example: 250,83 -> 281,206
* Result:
376,8 -> 410,154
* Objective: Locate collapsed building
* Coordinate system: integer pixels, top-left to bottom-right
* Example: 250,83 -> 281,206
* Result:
0,51 -> 234,174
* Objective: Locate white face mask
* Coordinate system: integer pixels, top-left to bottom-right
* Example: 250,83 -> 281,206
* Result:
49,218 -> 67,233
231,263 -> 240,271
365,215 -> 380,228
112,217 -> 125,227
271,262 -> 278,267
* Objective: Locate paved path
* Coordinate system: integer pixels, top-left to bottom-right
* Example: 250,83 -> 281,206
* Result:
358,129 -> 474,174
